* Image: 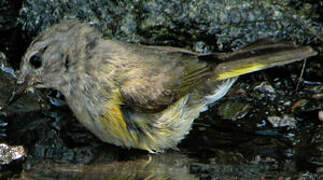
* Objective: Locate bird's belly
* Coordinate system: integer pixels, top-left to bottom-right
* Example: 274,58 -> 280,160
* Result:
120,78 -> 237,152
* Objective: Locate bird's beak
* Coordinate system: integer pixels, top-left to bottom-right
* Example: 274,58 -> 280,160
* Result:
5,79 -> 30,106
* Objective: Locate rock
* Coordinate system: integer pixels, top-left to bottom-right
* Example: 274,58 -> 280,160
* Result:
319,111 -> 323,121
267,115 -> 296,128
217,101 -> 251,121
19,0 -> 322,51
0,143 -> 25,165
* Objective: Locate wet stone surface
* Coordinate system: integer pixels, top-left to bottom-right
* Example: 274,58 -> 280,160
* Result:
0,0 -> 322,179
0,143 -> 24,165
18,0 -> 323,53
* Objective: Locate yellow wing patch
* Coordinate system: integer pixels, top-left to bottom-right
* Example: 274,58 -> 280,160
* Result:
102,105 -> 127,138
215,62 -> 266,80
101,89 -> 138,145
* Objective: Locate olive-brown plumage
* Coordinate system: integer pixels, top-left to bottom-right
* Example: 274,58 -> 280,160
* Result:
12,20 -> 317,152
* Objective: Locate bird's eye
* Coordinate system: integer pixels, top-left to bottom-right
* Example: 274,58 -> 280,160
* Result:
29,53 -> 42,69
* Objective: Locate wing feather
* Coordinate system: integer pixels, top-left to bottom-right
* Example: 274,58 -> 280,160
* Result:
115,42 -> 213,112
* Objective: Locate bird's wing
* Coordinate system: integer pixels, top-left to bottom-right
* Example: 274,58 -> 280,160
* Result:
106,40 -> 317,113
116,43 -> 214,113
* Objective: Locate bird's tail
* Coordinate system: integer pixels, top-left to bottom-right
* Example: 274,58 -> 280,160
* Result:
211,40 -> 318,81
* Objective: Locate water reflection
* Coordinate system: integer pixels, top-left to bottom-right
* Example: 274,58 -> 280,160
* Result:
22,152 -> 196,179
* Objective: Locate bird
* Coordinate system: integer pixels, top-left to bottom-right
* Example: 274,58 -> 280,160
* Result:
6,20 -> 318,153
